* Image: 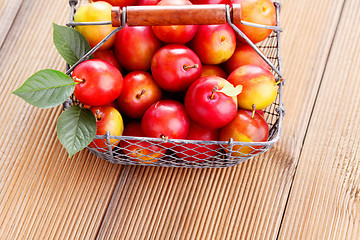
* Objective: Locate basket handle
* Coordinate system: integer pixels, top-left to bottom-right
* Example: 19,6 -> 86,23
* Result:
111,4 -> 241,27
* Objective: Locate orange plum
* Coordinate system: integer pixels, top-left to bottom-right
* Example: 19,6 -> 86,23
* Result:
227,65 -> 277,110
74,1 -> 116,50
232,0 -> 276,44
88,106 -> 124,151
201,65 -> 228,79
223,44 -> 271,74
220,109 -> 269,155
190,24 -> 236,65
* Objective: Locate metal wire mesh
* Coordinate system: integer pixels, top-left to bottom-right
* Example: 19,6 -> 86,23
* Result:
64,0 -> 285,168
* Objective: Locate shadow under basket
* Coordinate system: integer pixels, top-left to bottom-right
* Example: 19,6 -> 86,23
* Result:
63,0 -> 285,168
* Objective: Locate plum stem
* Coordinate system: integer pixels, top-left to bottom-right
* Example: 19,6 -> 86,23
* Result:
136,89 -> 146,99
251,104 -> 256,118
275,78 -> 284,86
95,109 -> 102,121
183,64 -> 199,71
161,134 -> 168,141
72,76 -> 84,84
209,86 -> 219,100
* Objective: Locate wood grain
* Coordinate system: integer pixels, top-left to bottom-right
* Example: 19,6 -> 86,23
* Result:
95,0 -> 346,239
0,0 -> 356,239
0,0 -> 24,49
278,0 -> 360,238
0,0 -> 124,239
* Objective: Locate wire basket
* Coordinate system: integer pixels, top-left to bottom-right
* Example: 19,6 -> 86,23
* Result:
64,0 -> 285,168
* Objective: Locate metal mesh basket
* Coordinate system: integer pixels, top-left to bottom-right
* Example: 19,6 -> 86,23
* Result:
64,0 -> 285,168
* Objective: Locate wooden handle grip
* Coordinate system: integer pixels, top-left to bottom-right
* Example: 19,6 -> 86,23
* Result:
111,4 -> 241,27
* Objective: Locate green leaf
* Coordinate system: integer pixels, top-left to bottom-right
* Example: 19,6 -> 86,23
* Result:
12,69 -> 76,109
53,23 -> 92,66
57,105 -> 97,157
218,83 -> 243,97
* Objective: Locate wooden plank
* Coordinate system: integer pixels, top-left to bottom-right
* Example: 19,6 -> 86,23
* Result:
0,0 -> 24,49
95,1 -> 346,238
0,0 -> 124,239
0,0 -> 349,239
278,0 -> 360,238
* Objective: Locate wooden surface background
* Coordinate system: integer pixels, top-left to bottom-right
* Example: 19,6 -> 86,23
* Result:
0,0 -> 359,239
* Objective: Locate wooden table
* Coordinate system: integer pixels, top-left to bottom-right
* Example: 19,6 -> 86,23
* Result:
1,0 -> 359,239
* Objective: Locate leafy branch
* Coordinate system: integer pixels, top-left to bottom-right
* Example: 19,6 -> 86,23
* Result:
12,23 -> 97,157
